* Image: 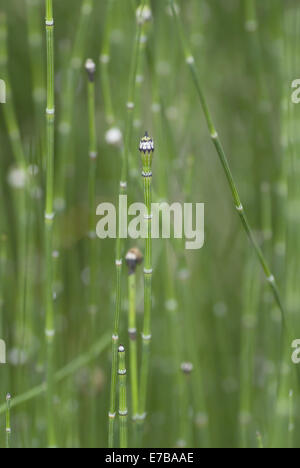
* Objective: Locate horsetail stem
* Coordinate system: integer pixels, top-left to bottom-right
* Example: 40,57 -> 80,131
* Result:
45,0 -> 56,448
288,389 -> 294,448
245,0 -> 257,32
122,0 -> 146,183
85,58 -> 98,318
138,132 -> 154,427
56,0 -> 94,210
26,0 -> 46,144
6,393 -> 11,449
108,0 -> 146,448
256,431 -> 264,448
169,0 -> 285,319
100,0 -> 115,125
118,345 -> 128,448
126,248 -> 143,424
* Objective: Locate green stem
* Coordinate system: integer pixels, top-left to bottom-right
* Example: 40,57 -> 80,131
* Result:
169,0 -> 285,319
108,0 -> 145,448
128,273 -> 139,422
86,59 -> 97,319
118,346 -> 128,448
138,133 -> 154,436
45,0 -> 55,448
100,0 -> 115,125
6,394 -> 11,449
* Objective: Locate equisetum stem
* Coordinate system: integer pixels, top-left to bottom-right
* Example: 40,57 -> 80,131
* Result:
26,0 -> 46,146
108,0 -> 145,448
56,0 -> 94,210
128,273 -> 139,421
121,0 -> 146,183
6,394 -> 11,449
288,389 -> 294,448
245,0 -> 257,32
138,132 -> 154,431
45,0 -> 56,448
256,431 -> 264,449
85,58 -> 98,446
100,0 -> 115,125
125,248 -> 143,437
169,0 -> 285,319
85,59 -> 97,320
118,346 -> 128,448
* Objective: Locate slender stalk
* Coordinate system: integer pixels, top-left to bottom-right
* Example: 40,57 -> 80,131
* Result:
56,0 -> 94,210
138,132 -> 154,432
99,0 -> 115,126
125,248 -> 143,437
85,58 -> 98,447
169,0 -> 285,318
108,0 -> 146,448
85,59 -> 98,318
179,363 -> 193,448
6,394 -> 11,449
45,0 -> 56,448
118,345 -> 128,448
256,431 -> 264,449
26,0 -> 46,146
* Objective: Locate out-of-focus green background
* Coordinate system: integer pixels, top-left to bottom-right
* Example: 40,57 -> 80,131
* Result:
0,0 -> 299,448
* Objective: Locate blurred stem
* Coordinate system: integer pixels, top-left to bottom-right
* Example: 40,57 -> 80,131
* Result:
118,346 -> 128,448
128,273 -> 139,427
100,0 -> 115,126
6,394 -> 11,449
45,0 -> 56,448
86,61 -> 97,322
26,0 -> 46,148
56,0 -> 94,209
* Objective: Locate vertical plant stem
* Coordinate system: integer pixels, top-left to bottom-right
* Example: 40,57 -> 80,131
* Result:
45,0 -> 56,448
128,272 -> 139,418
169,0 -> 285,318
256,431 -> 264,448
26,0 -> 46,148
138,132 -> 154,434
108,0 -> 145,448
56,0 -> 94,210
6,393 -> 11,449
126,248 -> 143,443
85,58 -> 98,447
99,0 -> 115,126
118,345 -> 128,448
85,59 -> 97,320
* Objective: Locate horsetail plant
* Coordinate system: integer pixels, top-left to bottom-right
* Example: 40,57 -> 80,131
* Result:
100,0 -> 115,126
108,0 -> 146,448
138,132 -> 154,431
169,0 -> 285,319
44,0 -> 56,448
6,393 -> 11,448
125,248 -> 143,427
56,0 -> 94,211
85,58 -> 98,319
118,345 -> 128,449
26,0 -> 46,146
